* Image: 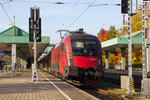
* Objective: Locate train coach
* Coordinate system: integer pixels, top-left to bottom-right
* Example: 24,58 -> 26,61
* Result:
38,30 -> 104,83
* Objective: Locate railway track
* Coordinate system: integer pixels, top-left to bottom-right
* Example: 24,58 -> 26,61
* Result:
60,77 -> 128,100
42,69 -> 129,100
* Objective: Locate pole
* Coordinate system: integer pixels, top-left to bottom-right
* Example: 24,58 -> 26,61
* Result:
127,0 -> 133,94
12,16 -> 16,76
148,17 -> 150,72
12,44 -> 16,76
13,16 -> 15,36
32,5 -> 38,82
145,3 -> 147,76
123,14 -> 125,36
136,0 -> 138,11
141,1 -> 147,94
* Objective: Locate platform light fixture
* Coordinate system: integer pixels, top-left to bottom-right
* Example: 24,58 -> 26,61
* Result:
9,20 -> 12,25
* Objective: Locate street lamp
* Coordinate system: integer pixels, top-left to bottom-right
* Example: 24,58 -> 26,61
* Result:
9,20 -> 12,25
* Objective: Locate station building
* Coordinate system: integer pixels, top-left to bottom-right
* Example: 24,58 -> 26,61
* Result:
102,29 -> 150,72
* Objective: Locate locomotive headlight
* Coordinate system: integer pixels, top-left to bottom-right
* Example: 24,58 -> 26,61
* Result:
68,59 -> 73,66
98,59 -> 101,65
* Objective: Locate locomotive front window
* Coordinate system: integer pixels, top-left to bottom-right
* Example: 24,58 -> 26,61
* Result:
71,40 -> 97,56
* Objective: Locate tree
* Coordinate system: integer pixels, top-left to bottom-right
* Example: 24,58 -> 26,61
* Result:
132,50 -> 142,65
131,11 -> 142,33
107,25 -> 118,39
117,26 -> 128,37
97,28 -> 109,42
131,9 -> 150,33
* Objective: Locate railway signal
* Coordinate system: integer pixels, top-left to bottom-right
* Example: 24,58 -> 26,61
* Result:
29,18 -> 34,42
36,18 -> 41,42
29,6 -> 41,82
29,8 -> 41,42
121,0 -> 128,14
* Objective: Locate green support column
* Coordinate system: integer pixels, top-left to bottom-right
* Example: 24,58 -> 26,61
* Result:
18,51 -> 22,72
121,48 -> 126,70
105,51 -> 109,69
12,44 -> 16,75
20,53 -> 23,71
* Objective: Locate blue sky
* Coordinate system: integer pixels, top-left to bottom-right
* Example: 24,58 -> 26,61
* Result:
0,0 -> 141,44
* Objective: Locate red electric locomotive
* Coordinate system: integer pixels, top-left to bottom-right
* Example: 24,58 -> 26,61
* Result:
50,30 -> 104,82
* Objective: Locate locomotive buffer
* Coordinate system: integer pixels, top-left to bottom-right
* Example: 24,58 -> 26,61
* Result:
29,6 -> 41,81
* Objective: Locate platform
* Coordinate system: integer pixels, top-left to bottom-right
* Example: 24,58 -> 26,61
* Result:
104,69 -> 150,85
0,69 -> 99,100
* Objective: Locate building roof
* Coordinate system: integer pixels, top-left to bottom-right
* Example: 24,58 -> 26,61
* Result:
102,29 -> 149,51
0,26 -> 50,58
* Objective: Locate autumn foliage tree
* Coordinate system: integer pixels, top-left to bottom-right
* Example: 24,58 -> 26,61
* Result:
131,11 -> 142,32
97,28 -> 109,42
118,26 -> 128,37
107,25 -> 118,39
97,8 -> 150,68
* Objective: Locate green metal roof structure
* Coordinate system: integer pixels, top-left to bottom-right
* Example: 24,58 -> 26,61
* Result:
0,26 -> 50,58
101,29 -> 149,52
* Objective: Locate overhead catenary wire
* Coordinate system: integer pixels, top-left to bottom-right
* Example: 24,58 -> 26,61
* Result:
66,1 -> 132,31
0,1 -> 12,23
10,0 -> 122,5
67,0 -> 97,29
9,0 -> 95,4
75,0 -> 81,6
9,0 -> 138,6
56,0 -> 97,38
7,0 -> 132,36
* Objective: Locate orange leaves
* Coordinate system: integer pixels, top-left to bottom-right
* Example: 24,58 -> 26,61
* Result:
109,53 -> 121,65
132,50 -> 142,64
97,28 -> 109,42
0,55 -> 4,59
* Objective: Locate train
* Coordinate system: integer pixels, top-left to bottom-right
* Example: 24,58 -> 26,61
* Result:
38,29 -> 104,83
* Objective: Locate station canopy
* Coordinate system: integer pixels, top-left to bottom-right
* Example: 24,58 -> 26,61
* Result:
101,29 -> 150,52
0,26 -> 50,58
